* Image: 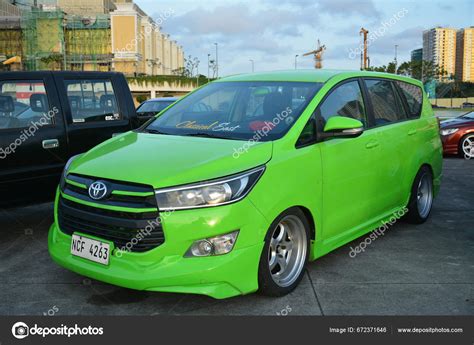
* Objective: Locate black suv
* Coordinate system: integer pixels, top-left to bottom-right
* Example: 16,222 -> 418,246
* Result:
0,71 -> 141,206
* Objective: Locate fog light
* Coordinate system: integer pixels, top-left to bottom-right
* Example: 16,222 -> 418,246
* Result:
185,231 -> 239,257
191,240 -> 214,257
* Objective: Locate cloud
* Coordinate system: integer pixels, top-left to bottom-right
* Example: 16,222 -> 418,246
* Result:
369,26 -> 423,55
160,3 -> 317,39
263,0 -> 382,20
317,0 -> 382,20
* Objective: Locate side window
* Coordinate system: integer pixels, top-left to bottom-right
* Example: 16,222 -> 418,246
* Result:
365,79 -> 407,126
0,80 -> 52,130
319,81 -> 367,127
396,81 -> 423,118
65,79 -> 120,124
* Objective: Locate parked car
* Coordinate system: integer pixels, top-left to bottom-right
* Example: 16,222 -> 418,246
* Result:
461,102 -> 474,109
440,111 -> 474,158
0,71 -> 140,207
136,97 -> 179,124
49,70 -> 442,299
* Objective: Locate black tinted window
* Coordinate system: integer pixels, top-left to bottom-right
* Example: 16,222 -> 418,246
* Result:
0,80 -> 53,130
65,79 -> 120,124
365,79 -> 406,126
319,81 -> 367,127
396,81 -> 422,118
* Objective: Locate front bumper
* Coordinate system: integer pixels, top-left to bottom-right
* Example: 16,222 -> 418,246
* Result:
441,134 -> 459,155
48,195 -> 268,299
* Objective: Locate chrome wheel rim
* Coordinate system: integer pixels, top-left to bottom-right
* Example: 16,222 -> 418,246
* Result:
268,215 -> 307,287
416,173 -> 433,219
462,135 -> 474,157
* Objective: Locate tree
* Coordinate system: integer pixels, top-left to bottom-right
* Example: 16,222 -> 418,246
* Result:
184,55 -> 200,77
365,60 -> 447,82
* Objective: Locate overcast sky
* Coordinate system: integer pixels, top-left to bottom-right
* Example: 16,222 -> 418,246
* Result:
136,0 -> 473,77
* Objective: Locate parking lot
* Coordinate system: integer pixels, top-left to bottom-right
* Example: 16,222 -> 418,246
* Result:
0,158 -> 473,316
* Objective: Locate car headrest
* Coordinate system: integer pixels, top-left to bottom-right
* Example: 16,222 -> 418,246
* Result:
100,95 -> 116,110
30,93 -> 48,113
263,92 -> 290,118
0,95 -> 14,113
68,96 -> 82,110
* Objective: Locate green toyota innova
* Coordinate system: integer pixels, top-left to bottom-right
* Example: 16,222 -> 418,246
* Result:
48,70 -> 442,298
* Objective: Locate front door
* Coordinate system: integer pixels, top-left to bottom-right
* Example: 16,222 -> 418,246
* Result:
317,79 -> 384,242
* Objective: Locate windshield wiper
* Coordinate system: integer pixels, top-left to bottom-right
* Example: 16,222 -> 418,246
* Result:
182,132 -> 235,140
143,128 -> 171,135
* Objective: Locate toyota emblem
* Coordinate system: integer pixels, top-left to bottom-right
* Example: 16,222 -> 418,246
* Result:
88,181 -> 108,200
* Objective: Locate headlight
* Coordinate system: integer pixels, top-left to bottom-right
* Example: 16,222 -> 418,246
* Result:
440,128 -> 459,136
155,166 -> 265,210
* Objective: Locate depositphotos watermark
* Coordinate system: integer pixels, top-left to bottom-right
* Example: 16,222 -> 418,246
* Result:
232,106 -> 293,159
11,321 -> 103,339
115,209 -> 174,257
0,106 -> 59,160
349,206 -> 408,258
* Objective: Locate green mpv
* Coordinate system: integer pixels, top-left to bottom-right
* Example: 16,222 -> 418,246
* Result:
48,70 -> 443,298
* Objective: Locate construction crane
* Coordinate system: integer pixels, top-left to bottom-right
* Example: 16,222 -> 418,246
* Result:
359,27 -> 369,70
302,39 -> 326,69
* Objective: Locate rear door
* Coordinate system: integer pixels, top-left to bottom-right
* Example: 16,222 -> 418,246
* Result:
362,78 -> 412,211
0,72 -> 68,202
53,73 -> 134,156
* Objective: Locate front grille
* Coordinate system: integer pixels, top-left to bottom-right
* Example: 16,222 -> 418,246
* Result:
58,174 -> 164,253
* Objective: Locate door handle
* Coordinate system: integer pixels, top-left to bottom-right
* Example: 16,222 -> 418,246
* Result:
42,139 -> 59,149
408,129 -> 417,136
365,140 -> 379,149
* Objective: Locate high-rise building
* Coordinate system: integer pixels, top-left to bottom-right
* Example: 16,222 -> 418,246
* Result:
411,48 -> 422,62
456,27 -> 474,82
423,27 -> 457,80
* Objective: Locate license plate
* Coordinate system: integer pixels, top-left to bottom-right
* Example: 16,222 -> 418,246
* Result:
71,234 -> 111,265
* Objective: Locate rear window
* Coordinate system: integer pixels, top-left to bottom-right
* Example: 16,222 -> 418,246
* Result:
65,79 -> 121,124
396,81 -> 423,118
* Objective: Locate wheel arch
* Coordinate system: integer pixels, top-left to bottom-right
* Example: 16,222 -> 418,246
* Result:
296,205 -> 316,241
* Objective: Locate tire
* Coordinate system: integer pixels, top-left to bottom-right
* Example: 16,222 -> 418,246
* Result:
459,134 -> 474,159
258,207 -> 310,297
405,166 -> 434,224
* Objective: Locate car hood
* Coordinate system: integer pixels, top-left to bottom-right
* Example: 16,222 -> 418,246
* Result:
441,117 -> 474,128
70,131 -> 273,189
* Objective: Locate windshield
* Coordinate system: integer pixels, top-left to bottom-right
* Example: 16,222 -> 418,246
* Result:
461,111 -> 474,120
145,81 -> 322,141
138,100 -> 175,114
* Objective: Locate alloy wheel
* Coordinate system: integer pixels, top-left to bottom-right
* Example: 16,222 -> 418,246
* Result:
461,135 -> 474,158
416,172 -> 433,219
268,215 -> 307,287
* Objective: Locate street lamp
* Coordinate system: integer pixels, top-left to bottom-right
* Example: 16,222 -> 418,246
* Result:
394,45 -> 398,73
249,59 -> 254,73
207,53 -> 211,82
214,42 -> 219,78
295,54 -> 299,70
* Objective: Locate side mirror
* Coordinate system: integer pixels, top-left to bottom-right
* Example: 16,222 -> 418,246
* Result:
322,116 -> 364,139
30,94 -> 48,113
0,95 -> 14,113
